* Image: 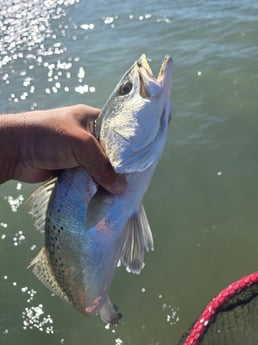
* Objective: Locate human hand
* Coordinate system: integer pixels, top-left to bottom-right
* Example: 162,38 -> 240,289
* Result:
0,104 -> 126,194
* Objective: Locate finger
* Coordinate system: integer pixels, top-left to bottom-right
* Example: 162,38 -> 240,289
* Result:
16,168 -> 57,184
70,104 -> 100,133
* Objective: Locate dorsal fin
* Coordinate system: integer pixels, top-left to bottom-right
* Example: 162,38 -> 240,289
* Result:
28,246 -> 70,303
119,205 -> 154,274
25,178 -> 57,233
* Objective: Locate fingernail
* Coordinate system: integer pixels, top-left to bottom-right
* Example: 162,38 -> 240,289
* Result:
109,175 -> 126,195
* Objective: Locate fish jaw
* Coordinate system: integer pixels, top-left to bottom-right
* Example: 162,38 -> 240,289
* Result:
137,54 -> 172,99
96,54 -> 173,174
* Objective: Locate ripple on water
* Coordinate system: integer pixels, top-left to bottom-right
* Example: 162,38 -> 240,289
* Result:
1,275 -> 55,335
22,304 -> 54,333
0,0 -> 90,111
0,0 -> 79,62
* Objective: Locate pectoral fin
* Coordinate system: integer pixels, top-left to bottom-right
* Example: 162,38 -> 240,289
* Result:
28,246 -> 70,303
119,205 -> 154,274
85,187 -> 114,229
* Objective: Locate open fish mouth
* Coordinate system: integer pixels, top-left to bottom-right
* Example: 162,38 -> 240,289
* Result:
137,54 -> 172,98
96,54 -> 173,174
157,55 -> 173,85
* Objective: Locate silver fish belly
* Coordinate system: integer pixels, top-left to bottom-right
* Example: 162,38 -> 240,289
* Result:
28,54 -> 173,324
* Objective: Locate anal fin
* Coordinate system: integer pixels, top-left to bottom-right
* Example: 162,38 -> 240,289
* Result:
138,204 -> 154,252
119,205 -> 154,274
28,246 -> 70,303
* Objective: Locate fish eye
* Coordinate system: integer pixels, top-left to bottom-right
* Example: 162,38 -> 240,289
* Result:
119,81 -> 133,96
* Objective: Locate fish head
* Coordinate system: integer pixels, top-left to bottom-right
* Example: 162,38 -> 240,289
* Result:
96,54 -> 173,173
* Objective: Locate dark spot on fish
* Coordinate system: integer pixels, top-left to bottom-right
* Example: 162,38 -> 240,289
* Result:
53,225 -> 56,230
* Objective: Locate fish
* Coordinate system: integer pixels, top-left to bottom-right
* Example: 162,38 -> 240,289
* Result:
28,54 -> 173,324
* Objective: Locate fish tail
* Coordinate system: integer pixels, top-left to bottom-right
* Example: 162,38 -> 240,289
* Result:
99,296 -> 122,325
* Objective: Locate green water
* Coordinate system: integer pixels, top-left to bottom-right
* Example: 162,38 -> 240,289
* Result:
0,0 -> 258,344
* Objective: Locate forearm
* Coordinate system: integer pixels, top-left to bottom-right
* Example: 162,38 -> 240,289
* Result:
0,107 -> 95,185
0,109 -> 69,184
0,108 -> 79,184
0,114 -> 23,184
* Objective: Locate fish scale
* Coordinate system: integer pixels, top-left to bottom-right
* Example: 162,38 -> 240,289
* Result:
28,54 -> 172,323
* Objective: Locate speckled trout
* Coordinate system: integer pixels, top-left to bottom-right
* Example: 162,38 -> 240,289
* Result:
28,54 -> 172,324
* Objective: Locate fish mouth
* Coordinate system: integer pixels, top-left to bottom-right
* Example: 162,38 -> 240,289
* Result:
157,55 -> 173,85
137,54 -> 153,78
137,54 -> 172,98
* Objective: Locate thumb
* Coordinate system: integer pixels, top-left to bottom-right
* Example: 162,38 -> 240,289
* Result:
75,131 -> 126,195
